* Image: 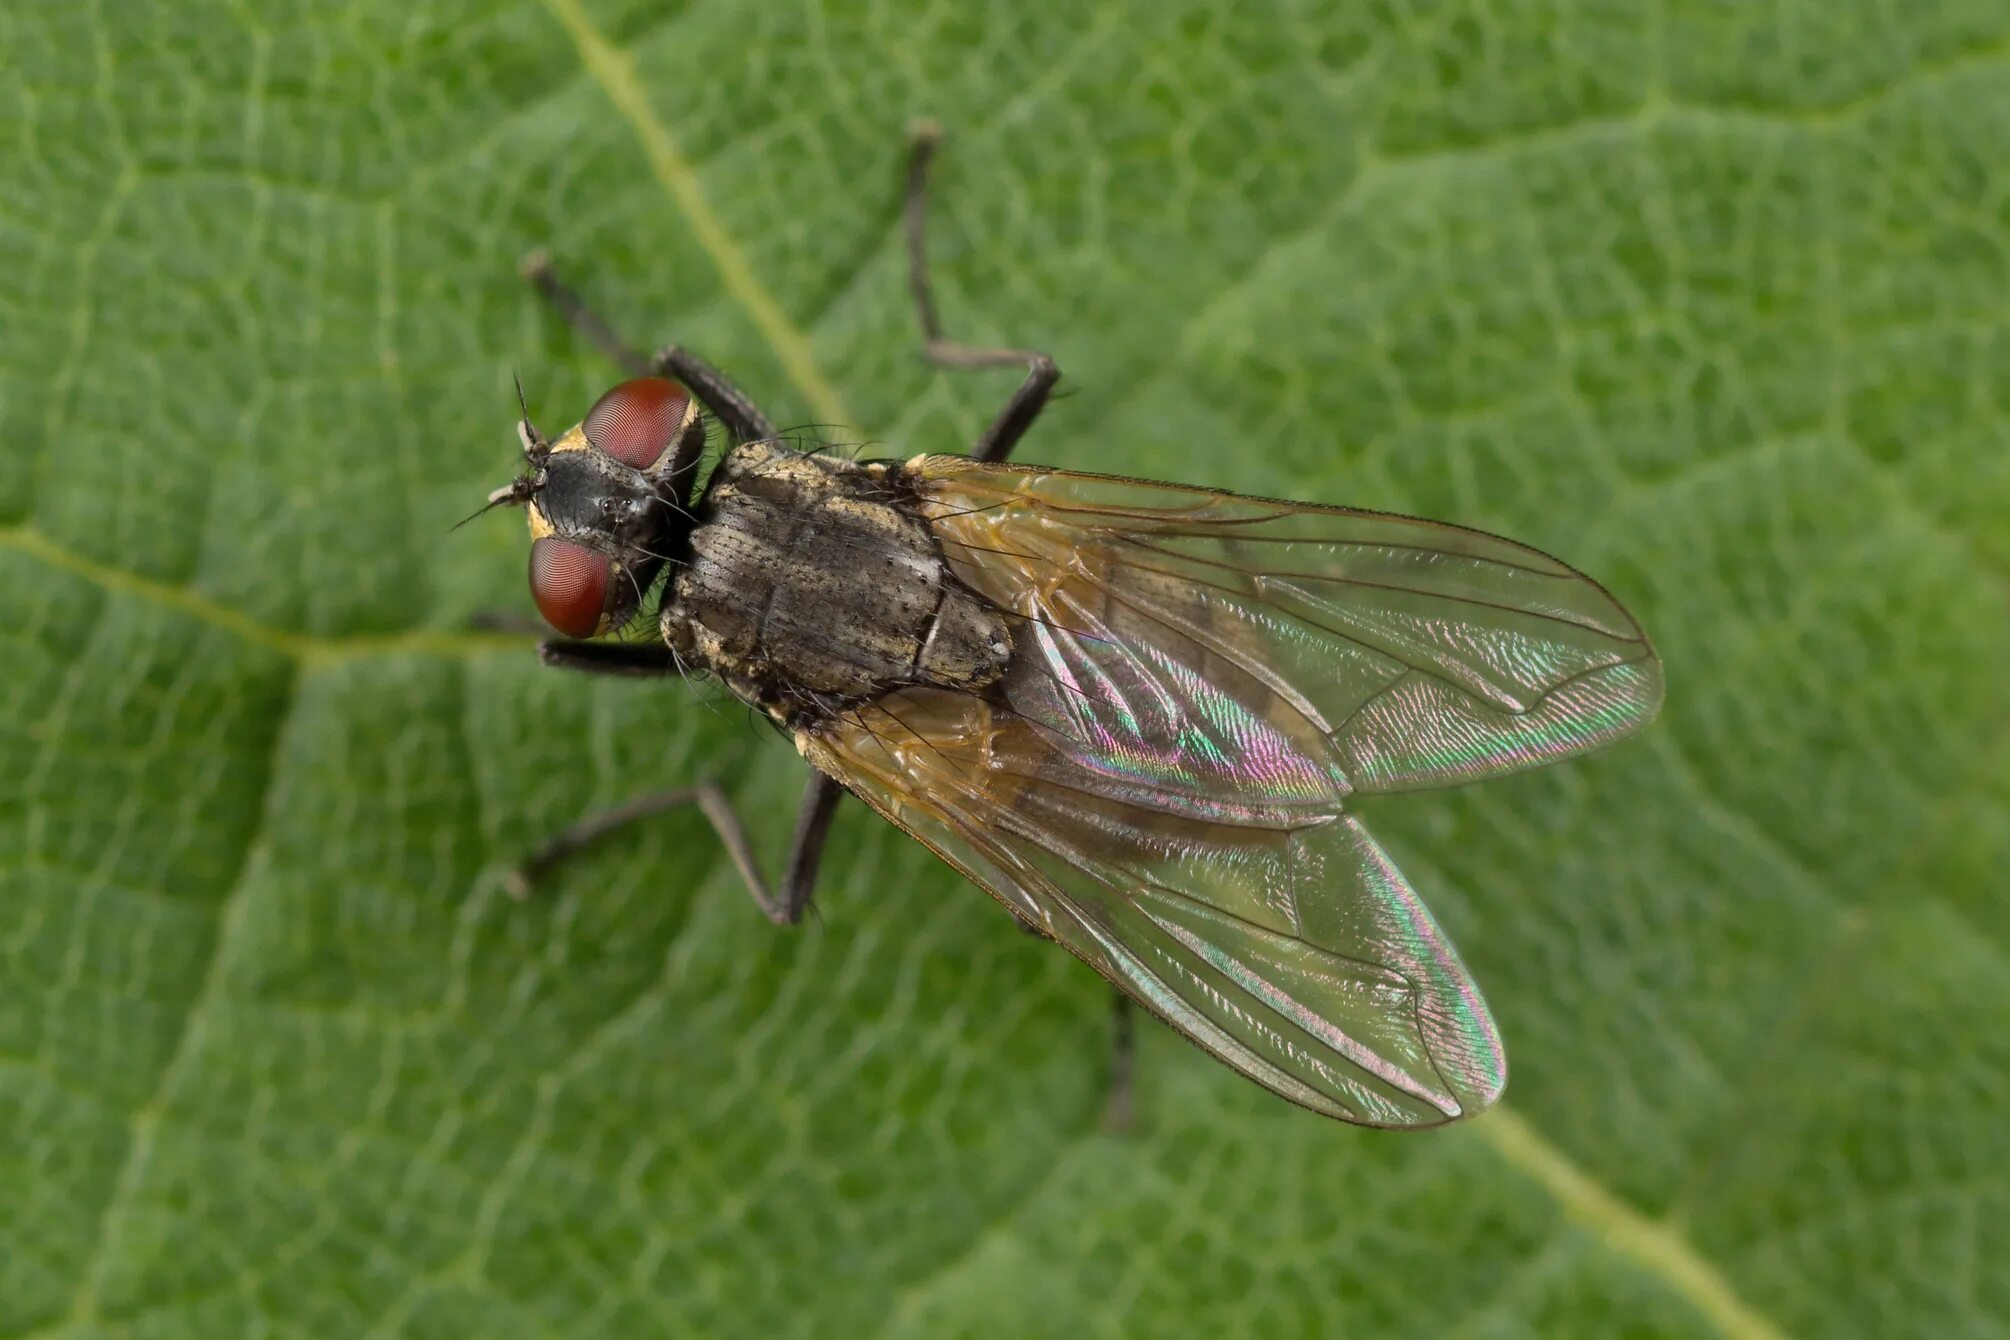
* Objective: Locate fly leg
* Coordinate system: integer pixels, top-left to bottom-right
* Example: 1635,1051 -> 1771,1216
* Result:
535,639 -> 684,676
520,252 -> 779,446
997,919 -> 1133,1128
903,123 -> 1061,465
644,344 -> 789,509
651,347 -> 778,446
521,250 -> 652,376
519,254 -> 850,922
516,645 -> 843,923
1104,994 -> 1136,1133
910,125 -> 1138,1128
509,770 -> 844,928
513,594 -> 848,921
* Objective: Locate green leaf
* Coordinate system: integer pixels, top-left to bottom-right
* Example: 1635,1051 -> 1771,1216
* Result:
4,2 -> 2005,1336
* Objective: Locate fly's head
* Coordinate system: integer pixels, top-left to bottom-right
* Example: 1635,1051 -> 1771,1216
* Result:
486,376 -> 707,638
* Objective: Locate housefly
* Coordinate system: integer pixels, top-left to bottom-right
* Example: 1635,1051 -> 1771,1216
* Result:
481,127 -> 1663,1128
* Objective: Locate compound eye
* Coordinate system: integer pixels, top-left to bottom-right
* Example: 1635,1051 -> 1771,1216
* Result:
582,377 -> 693,470
529,536 -> 613,637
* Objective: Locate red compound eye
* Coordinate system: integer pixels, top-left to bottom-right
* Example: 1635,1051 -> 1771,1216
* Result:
582,376 -> 692,469
529,536 -> 613,637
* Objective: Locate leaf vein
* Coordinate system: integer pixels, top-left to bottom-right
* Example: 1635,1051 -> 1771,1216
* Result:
535,0 -> 855,435
1475,1110 -> 1789,1340
55,660 -> 302,1329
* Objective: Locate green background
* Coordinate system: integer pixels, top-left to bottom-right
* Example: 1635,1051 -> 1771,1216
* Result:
4,1 -> 2006,1336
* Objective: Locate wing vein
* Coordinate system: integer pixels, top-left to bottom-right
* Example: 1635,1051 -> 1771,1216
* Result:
1109,532 -> 1646,641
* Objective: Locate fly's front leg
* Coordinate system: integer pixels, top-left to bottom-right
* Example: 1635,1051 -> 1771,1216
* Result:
536,639 -> 684,677
510,770 -> 844,928
521,252 -> 780,448
519,254 -> 841,922
653,347 -> 778,446
903,123 -> 1062,465
642,345 -> 780,502
522,250 -> 652,376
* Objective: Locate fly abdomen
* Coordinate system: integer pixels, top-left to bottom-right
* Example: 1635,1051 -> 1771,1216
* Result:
668,443 -> 1011,717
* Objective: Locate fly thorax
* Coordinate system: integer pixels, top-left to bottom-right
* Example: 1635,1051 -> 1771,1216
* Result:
671,444 -> 1012,718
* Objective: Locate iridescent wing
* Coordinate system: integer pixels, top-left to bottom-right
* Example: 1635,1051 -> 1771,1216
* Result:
800,458 -> 1658,1125
910,457 -> 1663,796
803,690 -> 1508,1126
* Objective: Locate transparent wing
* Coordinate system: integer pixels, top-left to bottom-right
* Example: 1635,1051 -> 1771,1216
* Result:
798,456 -> 1660,1123
804,690 -> 1506,1126
909,457 -> 1662,794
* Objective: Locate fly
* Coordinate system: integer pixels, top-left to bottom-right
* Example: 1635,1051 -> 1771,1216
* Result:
481,126 -> 1664,1128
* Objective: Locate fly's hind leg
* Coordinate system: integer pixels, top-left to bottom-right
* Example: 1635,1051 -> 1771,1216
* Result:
903,123 -> 1061,465
910,125 -> 1136,1129
1103,994 -> 1136,1133
510,769 -> 844,927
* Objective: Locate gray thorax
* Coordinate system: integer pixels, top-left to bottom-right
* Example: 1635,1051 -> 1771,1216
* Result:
663,443 -> 1012,720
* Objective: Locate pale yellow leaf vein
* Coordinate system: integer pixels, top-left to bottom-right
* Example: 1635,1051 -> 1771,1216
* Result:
1475,1109 -> 1787,1340
534,0 -> 855,436
0,525 -> 529,666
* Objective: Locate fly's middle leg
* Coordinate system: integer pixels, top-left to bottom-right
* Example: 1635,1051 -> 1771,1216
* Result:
903,123 -> 1061,465
506,647 -> 842,924
509,771 -> 843,927
512,619 -> 849,921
